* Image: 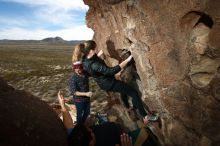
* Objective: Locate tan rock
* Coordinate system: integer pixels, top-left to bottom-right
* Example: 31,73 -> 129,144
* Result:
84,0 -> 220,145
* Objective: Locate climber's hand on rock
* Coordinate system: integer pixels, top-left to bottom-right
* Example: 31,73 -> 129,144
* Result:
115,70 -> 123,80
126,55 -> 133,62
119,55 -> 133,69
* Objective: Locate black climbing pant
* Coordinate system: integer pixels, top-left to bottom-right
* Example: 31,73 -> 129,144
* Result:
109,80 -> 147,117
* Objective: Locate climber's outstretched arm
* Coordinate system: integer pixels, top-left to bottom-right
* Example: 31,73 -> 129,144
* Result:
57,91 -> 74,129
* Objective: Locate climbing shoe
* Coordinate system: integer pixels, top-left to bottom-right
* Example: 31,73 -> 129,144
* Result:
147,114 -> 158,121
143,114 -> 159,124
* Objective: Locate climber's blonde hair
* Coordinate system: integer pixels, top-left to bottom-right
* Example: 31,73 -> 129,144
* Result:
72,43 -> 84,63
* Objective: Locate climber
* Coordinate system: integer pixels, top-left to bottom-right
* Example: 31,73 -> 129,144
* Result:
69,43 -> 93,124
81,40 -> 158,124
69,43 -> 105,124
57,90 -> 132,146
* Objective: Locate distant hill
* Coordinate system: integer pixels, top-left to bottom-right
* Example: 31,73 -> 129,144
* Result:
41,36 -> 65,43
0,37 -> 85,45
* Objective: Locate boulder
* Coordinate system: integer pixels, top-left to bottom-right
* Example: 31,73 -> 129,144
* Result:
0,77 -> 68,146
83,0 -> 220,145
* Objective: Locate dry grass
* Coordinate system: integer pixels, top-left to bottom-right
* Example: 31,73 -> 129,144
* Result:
0,43 -> 73,80
0,43 -> 73,101
0,43 -> 106,104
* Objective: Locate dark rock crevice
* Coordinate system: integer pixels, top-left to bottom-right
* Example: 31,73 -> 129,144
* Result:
193,12 -> 214,28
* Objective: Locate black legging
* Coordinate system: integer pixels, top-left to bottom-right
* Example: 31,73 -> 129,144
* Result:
109,80 -> 148,117
121,93 -> 130,109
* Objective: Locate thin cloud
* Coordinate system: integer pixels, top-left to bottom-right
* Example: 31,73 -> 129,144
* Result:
0,0 -> 88,10
0,0 -> 88,26
0,0 -> 92,40
35,6 -> 81,26
0,16 -> 29,28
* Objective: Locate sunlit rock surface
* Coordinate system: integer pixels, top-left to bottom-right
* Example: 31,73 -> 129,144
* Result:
84,0 -> 220,145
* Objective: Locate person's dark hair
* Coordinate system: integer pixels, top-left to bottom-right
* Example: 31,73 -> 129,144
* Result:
68,124 -> 92,146
81,40 -> 97,56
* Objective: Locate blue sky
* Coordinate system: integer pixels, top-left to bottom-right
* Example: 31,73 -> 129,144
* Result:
0,0 -> 94,40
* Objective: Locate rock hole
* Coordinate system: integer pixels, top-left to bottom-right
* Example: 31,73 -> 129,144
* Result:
180,11 -> 214,31
193,12 -> 213,28
183,11 -> 213,55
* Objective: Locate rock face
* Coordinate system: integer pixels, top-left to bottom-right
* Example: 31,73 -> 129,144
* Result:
84,0 -> 220,145
0,77 -> 68,146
